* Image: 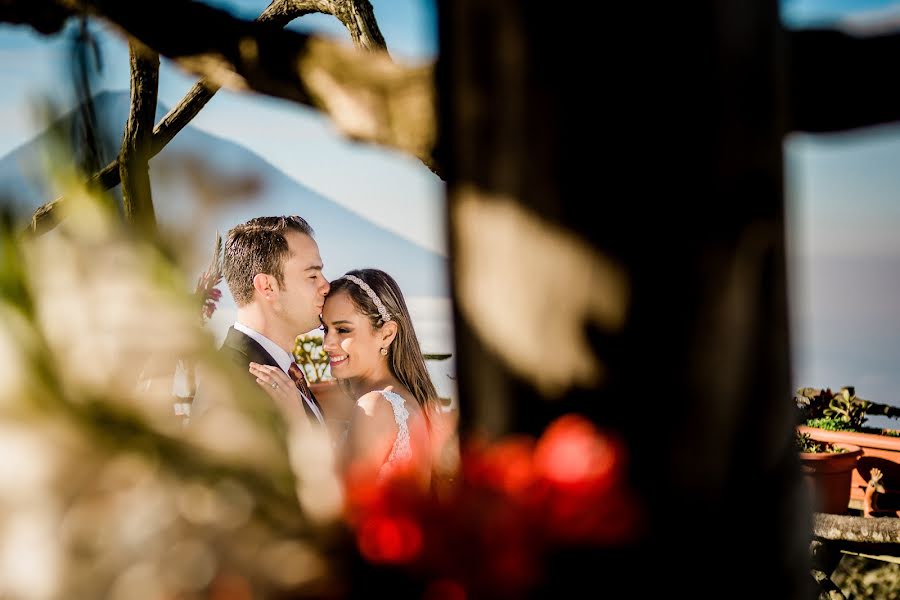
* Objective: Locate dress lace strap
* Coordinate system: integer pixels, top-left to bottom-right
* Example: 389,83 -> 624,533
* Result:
379,390 -> 411,464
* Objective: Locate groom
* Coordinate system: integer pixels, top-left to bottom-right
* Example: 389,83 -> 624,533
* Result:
194,215 -> 330,426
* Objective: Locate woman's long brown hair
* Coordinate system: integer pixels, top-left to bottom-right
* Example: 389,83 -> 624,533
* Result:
329,269 -> 439,415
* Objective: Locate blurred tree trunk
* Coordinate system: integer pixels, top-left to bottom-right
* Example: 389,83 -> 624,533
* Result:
438,2 -> 812,597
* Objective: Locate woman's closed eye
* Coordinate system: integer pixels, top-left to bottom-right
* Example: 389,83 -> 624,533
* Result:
321,326 -> 351,334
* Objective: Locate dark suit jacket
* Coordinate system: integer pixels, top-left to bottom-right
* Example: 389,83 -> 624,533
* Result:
219,326 -> 322,422
220,325 -> 280,372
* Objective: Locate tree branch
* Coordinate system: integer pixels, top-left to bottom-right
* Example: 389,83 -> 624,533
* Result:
78,0 -> 436,164
0,0 -> 73,34
258,0 -> 327,27
259,1 -> 387,51
26,0 -> 428,236
328,0 -> 388,52
119,39 -> 159,232
866,400 -> 900,421
28,0 -> 298,236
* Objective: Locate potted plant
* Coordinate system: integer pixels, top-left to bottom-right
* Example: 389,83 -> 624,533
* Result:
795,386 -> 900,506
795,431 -> 862,514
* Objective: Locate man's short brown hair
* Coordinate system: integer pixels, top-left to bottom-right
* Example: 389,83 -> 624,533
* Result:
223,216 -> 315,306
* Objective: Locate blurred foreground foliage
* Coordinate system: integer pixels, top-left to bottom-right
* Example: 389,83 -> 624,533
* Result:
0,167 -> 350,599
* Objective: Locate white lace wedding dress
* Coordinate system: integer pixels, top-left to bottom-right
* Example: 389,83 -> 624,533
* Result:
376,389 -> 414,481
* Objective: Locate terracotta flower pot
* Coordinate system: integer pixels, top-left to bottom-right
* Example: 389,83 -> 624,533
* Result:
798,442 -> 862,514
797,425 -> 900,505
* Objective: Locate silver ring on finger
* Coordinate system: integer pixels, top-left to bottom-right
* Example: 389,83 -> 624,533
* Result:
271,382 -> 278,390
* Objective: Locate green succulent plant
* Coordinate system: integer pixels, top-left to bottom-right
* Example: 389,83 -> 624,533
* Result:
795,386 -> 871,431
794,431 -> 846,454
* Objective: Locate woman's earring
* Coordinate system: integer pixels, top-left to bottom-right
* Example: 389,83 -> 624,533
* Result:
380,347 -> 388,356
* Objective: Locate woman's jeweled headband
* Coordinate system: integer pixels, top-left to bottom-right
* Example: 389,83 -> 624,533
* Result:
341,274 -> 392,323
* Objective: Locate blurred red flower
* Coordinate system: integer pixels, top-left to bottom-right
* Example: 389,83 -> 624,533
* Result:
343,413 -> 643,598
194,232 -> 224,323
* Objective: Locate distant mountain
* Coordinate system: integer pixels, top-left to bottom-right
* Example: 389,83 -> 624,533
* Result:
0,90 -> 449,299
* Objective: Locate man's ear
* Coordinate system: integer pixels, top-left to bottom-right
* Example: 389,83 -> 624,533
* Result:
381,320 -> 398,348
252,273 -> 275,299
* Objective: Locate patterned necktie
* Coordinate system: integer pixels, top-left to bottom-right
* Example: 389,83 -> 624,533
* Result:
288,362 -> 322,420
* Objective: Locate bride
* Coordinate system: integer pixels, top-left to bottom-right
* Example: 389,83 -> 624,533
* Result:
321,269 -> 444,489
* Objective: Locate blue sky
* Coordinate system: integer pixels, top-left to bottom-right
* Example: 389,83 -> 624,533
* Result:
2,1 -> 900,407
785,125 -> 900,414
781,0 -> 900,28
779,1 -> 900,411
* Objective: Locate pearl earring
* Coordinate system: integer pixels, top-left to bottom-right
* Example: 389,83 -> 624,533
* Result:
380,347 -> 388,356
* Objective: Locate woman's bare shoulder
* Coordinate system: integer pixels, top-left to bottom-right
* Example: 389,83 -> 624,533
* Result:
355,389 -> 398,417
